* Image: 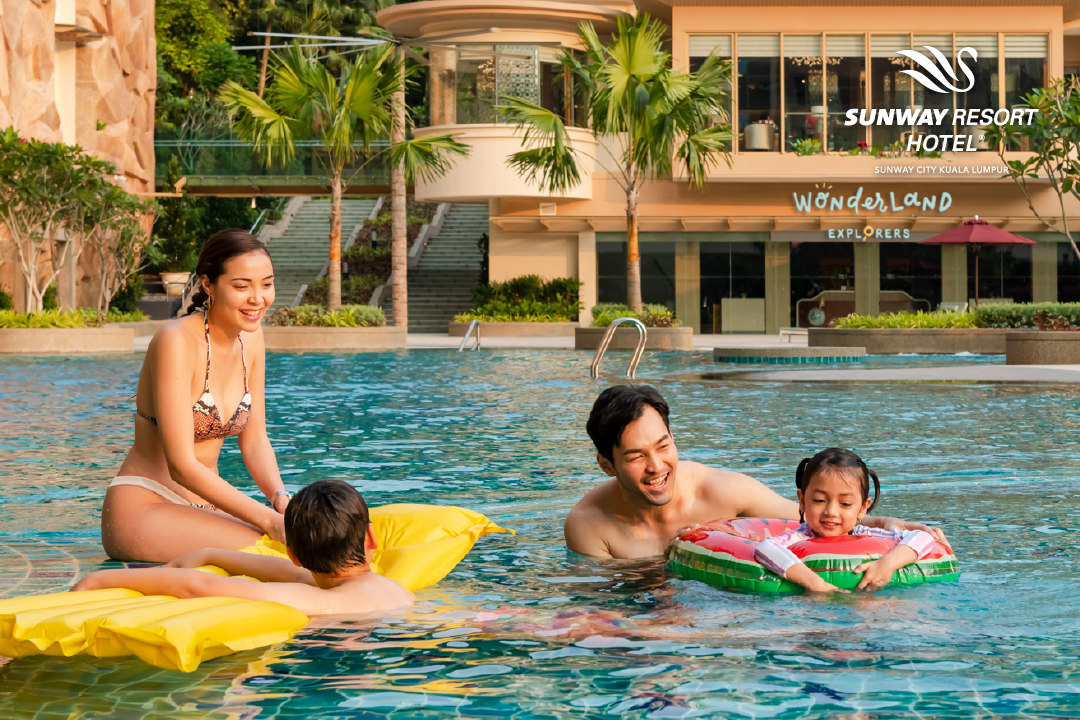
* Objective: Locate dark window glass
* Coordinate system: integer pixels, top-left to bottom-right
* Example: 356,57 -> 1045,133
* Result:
699,242 -> 766,330
1058,243 -> 1080,301
597,241 -> 677,310
880,242 -> 941,308
790,242 -> 854,326
969,246 -> 1032,303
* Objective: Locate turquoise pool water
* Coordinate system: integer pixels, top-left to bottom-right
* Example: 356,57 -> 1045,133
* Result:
0,349 -> 1078,718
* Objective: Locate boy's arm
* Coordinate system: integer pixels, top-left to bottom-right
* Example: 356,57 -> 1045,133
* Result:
167,548 -> 314,584
73,567 -> 326,614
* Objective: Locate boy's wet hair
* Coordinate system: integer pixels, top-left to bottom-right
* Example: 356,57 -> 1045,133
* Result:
587,385 -> 671,462
795,447 -> 881,514
285,480 -> 370,574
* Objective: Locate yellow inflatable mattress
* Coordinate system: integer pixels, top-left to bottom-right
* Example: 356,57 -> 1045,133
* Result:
0,503 -> 511,671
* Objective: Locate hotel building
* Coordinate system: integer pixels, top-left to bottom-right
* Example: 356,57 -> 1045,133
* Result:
378,0 -> 1080,332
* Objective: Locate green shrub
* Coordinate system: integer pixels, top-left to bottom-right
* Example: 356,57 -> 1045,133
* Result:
0,287 -> 11,310
110,275 -> 145,313
43,283 -> 57,310
464,275 -> 583,322
835,310 -> 978,329
590,302 -> 681,328
106,308 -> 150,322
342,245 -> 391,278
264,304 -> 386,327
302,275 -> 384,306
0,309 -> 92,328
971,302 -> 1080,328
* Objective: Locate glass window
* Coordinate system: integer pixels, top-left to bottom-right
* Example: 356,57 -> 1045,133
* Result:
825,35 -> 866,151
912,34 -> 953,137
689,35 -> 734,130
880,242 -> 941,309
869,35 -> 912,147
1058,242 -> 1080,302
970,245 -> 1032,303
1005,35 -> 1047,107
790,242 -> 854,326
737,35 -> 780,151
699,241 -> 766,330
784,35 -> 824,151
455,46 -> 497,124
597,241 -> 677,311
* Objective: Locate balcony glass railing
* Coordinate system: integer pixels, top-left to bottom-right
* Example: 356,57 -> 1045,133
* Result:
154,135 -> 392,187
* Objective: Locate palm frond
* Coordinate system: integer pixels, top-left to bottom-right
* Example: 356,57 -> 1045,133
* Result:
218,80 -> 297,167
506,146 -> 581,193
391,134 -> 471,184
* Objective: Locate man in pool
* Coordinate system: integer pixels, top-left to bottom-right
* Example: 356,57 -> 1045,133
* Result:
74,480 -> 413,615
565,385 -> 945,559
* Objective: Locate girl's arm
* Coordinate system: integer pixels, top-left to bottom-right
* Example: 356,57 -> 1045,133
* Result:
166,548 -> 314,584
853,528 -> 937,591
236,329 -> 290,515
754,526 -> 840,593
151,328 -> 282,539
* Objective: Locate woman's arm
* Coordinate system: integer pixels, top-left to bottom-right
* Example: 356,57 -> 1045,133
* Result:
236,328 -> 289,514
150,327 -> 281,538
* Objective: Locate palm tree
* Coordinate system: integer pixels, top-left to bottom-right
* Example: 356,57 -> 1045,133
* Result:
499,14 -> 732,313
220,44 -> 468,311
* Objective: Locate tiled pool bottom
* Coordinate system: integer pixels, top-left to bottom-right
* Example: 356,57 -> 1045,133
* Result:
1,349 -> 1078,718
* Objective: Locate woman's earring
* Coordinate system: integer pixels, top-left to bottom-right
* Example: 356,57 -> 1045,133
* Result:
207,294 -> 215,310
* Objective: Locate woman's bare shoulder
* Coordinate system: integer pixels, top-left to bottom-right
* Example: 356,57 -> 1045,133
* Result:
147,315 -> 201,356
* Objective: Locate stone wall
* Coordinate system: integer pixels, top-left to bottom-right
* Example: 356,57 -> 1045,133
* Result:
0,0 -> 156,310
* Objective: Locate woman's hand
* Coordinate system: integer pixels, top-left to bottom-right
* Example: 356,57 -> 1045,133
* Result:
72,572 -> 103,592
263,510 -> 286,544
271,492 -> 290,514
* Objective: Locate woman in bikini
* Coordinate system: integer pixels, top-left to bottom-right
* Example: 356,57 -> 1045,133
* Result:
101,229 -> 290,562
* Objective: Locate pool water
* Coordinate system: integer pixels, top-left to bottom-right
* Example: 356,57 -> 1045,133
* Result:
1,349 -> 1078,718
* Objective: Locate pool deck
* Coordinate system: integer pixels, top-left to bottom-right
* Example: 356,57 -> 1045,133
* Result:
126,330 -> 1080,383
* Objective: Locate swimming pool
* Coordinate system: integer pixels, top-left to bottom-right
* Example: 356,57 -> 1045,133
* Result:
1,349 -> 1077,718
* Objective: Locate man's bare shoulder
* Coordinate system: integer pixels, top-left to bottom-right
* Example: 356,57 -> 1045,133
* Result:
678,461 -> 758,491
564,480 -> 621,557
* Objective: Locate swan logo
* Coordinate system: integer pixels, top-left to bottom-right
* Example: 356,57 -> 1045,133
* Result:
896,46 -> 978,93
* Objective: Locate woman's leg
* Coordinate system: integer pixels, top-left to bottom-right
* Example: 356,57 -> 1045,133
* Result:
101,485 -> 263,562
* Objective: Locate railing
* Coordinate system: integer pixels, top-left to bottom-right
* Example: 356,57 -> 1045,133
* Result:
590,317 -> 647,379
154,138 -> 392,189
457,319 -> 480,351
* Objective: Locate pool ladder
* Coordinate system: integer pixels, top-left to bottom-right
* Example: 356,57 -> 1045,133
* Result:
591,317 -> 647,379
458,319 -> 480,351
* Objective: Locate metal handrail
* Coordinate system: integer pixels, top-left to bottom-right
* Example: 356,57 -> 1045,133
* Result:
457,319 -> 480,351
590,317 -> 648,379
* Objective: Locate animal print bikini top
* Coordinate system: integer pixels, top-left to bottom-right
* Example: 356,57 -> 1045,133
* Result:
137,310 -> 251,441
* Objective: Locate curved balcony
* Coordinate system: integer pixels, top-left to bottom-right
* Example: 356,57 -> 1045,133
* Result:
412,124 -> 596,202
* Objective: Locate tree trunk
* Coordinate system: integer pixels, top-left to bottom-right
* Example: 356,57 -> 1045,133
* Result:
328,172 -> 343,311
390,48 -> 408,329
626,183 -> 642,313
257,20 -> 273,99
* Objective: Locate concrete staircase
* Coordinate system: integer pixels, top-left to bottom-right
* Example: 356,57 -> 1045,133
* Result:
264,198 -> 378,308
383,203 -> 488,332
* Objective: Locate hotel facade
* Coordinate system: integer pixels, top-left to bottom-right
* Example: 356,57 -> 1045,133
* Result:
379,0 -> 1080,332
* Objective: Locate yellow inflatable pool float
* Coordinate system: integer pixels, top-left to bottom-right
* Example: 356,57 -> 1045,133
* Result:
0,503 -> 511,671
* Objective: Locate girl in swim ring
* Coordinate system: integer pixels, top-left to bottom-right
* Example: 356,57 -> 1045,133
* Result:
101,229 -> 290,562
754,448 -> 941,593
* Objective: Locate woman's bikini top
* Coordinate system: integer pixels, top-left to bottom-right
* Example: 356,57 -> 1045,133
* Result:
137,311 -> 252,441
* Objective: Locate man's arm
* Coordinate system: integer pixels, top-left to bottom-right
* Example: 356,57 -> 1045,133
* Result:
167,548 -> 314,584
703,468 -> 801,520
564,506 -> 613,558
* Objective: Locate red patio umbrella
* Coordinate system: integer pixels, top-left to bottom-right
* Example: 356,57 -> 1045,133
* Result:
918,217 -> 1036,307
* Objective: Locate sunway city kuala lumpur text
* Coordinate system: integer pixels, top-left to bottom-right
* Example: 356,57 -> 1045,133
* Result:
843,107 -> 1037,152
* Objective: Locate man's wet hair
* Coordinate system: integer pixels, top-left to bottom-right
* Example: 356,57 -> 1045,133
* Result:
284,479 -> 370,574
587,385 -> 671,462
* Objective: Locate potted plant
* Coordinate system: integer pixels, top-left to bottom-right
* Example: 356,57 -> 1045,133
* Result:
746,117 -> 777,150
